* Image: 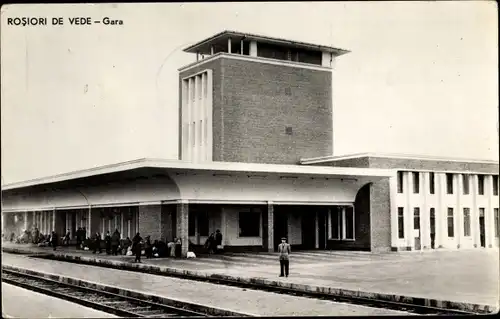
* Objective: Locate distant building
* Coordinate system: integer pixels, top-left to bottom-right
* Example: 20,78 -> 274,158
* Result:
2,31 -> 498,255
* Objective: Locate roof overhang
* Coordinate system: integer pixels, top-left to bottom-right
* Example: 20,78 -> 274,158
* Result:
1,159 -> 395,212
2,158 -> 394,192
183,30 -> 350,57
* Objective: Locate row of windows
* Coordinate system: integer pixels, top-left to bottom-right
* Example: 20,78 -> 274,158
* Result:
397,172 -> 499,196
397,207 -> 499,239
330,206 -> 355,240
188,210 -> 261,238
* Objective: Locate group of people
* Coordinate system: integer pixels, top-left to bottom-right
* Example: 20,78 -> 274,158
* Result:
130,234 -> 185,263
4,227 -> 61,251
203,229 -> 223,254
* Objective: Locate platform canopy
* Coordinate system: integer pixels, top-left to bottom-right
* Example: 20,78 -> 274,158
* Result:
1,158 -> 395,212
183,30 -> 350,57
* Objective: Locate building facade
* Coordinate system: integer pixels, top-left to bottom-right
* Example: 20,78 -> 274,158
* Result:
2,31 -> 498,256
301,153 -> 500,251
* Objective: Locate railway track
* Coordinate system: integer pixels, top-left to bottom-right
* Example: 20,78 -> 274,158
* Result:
29,254 -> 478,316
2,269 -> 210,318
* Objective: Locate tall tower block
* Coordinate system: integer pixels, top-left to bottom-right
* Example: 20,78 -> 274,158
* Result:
178,30 -> 349,164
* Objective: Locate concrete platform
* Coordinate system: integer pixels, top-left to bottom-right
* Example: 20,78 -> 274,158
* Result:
1,253 -> 408,316
2,242 -> 499,313
2,282 -> 118,318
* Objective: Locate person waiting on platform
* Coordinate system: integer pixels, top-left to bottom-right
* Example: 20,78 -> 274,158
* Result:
175,237 -> 182,258
92,232 -> 102,254
168,238 -> 176,257
204,232 -> 216,254
104,231 -> 112,254
121,236 -> 132,255
278,237 -> 291,278
215,229 -> 223,254
132,233 -> 143,263
76,227 -> 83,249
50,231 -> 59,251
111,229 -> 120,255
63,230 -> 71,246
144,236 -> 153,259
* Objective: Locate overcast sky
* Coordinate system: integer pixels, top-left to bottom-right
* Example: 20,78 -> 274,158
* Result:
1,2 -> 498,184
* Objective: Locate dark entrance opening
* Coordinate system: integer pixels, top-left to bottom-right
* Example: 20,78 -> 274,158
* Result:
318,210 -> 327,250
274,211 -> 288,251
301,211 -> 316,250
479,216 -> 486,248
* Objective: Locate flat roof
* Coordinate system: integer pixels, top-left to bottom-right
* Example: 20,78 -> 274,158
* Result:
183,30 -> 350,57
300,152 -> 500,165
2,158 -> 394,192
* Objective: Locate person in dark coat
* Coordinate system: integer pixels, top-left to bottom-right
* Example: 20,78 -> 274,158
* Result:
278,237 -> 291,277
50,231 -> 59,251
204,233 -> 215,254
104,231 -> 111,254
215,229 -> 223,253
93,232 -> 102,254
144,236 -> 153,259
111,229 -> 120,255
76,227 -> 82,249
132,233 -> 143,263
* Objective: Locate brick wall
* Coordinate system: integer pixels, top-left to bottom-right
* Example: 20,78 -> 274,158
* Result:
370,179 -> 392,252
138,205 -> 162,241
218,58 -> 332,164
179,57 -> 333,164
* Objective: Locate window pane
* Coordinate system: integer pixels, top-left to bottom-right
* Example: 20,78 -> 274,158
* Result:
188,211 -> 195,236
493,176 -> 499,196
413,172 -> 420,194
495,208 -> 499,238
345,207 -> 354,240
239,210 -> 260,237
478,175 -> 485,195
429,172 -> 435,194
430,208 -> 436,234
331,208 -> 340,239
398,207 -> 405,239
446,174 -> 454,194
463,208 -> 471,237
397,172 -> 404,193
447,208 -> 454,237
463,174 -> 470,195
198,212 -> 209,236
413,208 -> 420,230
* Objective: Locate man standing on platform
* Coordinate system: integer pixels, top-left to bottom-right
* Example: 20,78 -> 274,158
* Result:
278,237 -> 291,277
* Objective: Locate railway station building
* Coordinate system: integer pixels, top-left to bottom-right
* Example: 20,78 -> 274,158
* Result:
2,31 -> 499,256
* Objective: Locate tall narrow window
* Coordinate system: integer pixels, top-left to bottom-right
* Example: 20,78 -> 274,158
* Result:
413,172 -> 420,194
446,174 -> 454,194
413,208 -> 420,230
478,175 -> 485,195
429,172 -> 435,194
493,175 -> 499,196
430,208 -> 436,235
398,207 -> 405,239
330,208 -> 340,239
344,206 -> 354,240
447,208 -> 454,238
397,171 -> 404,193
462,174 -> 470,195
495,208 -> 499,238
463,208 -> 471,237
